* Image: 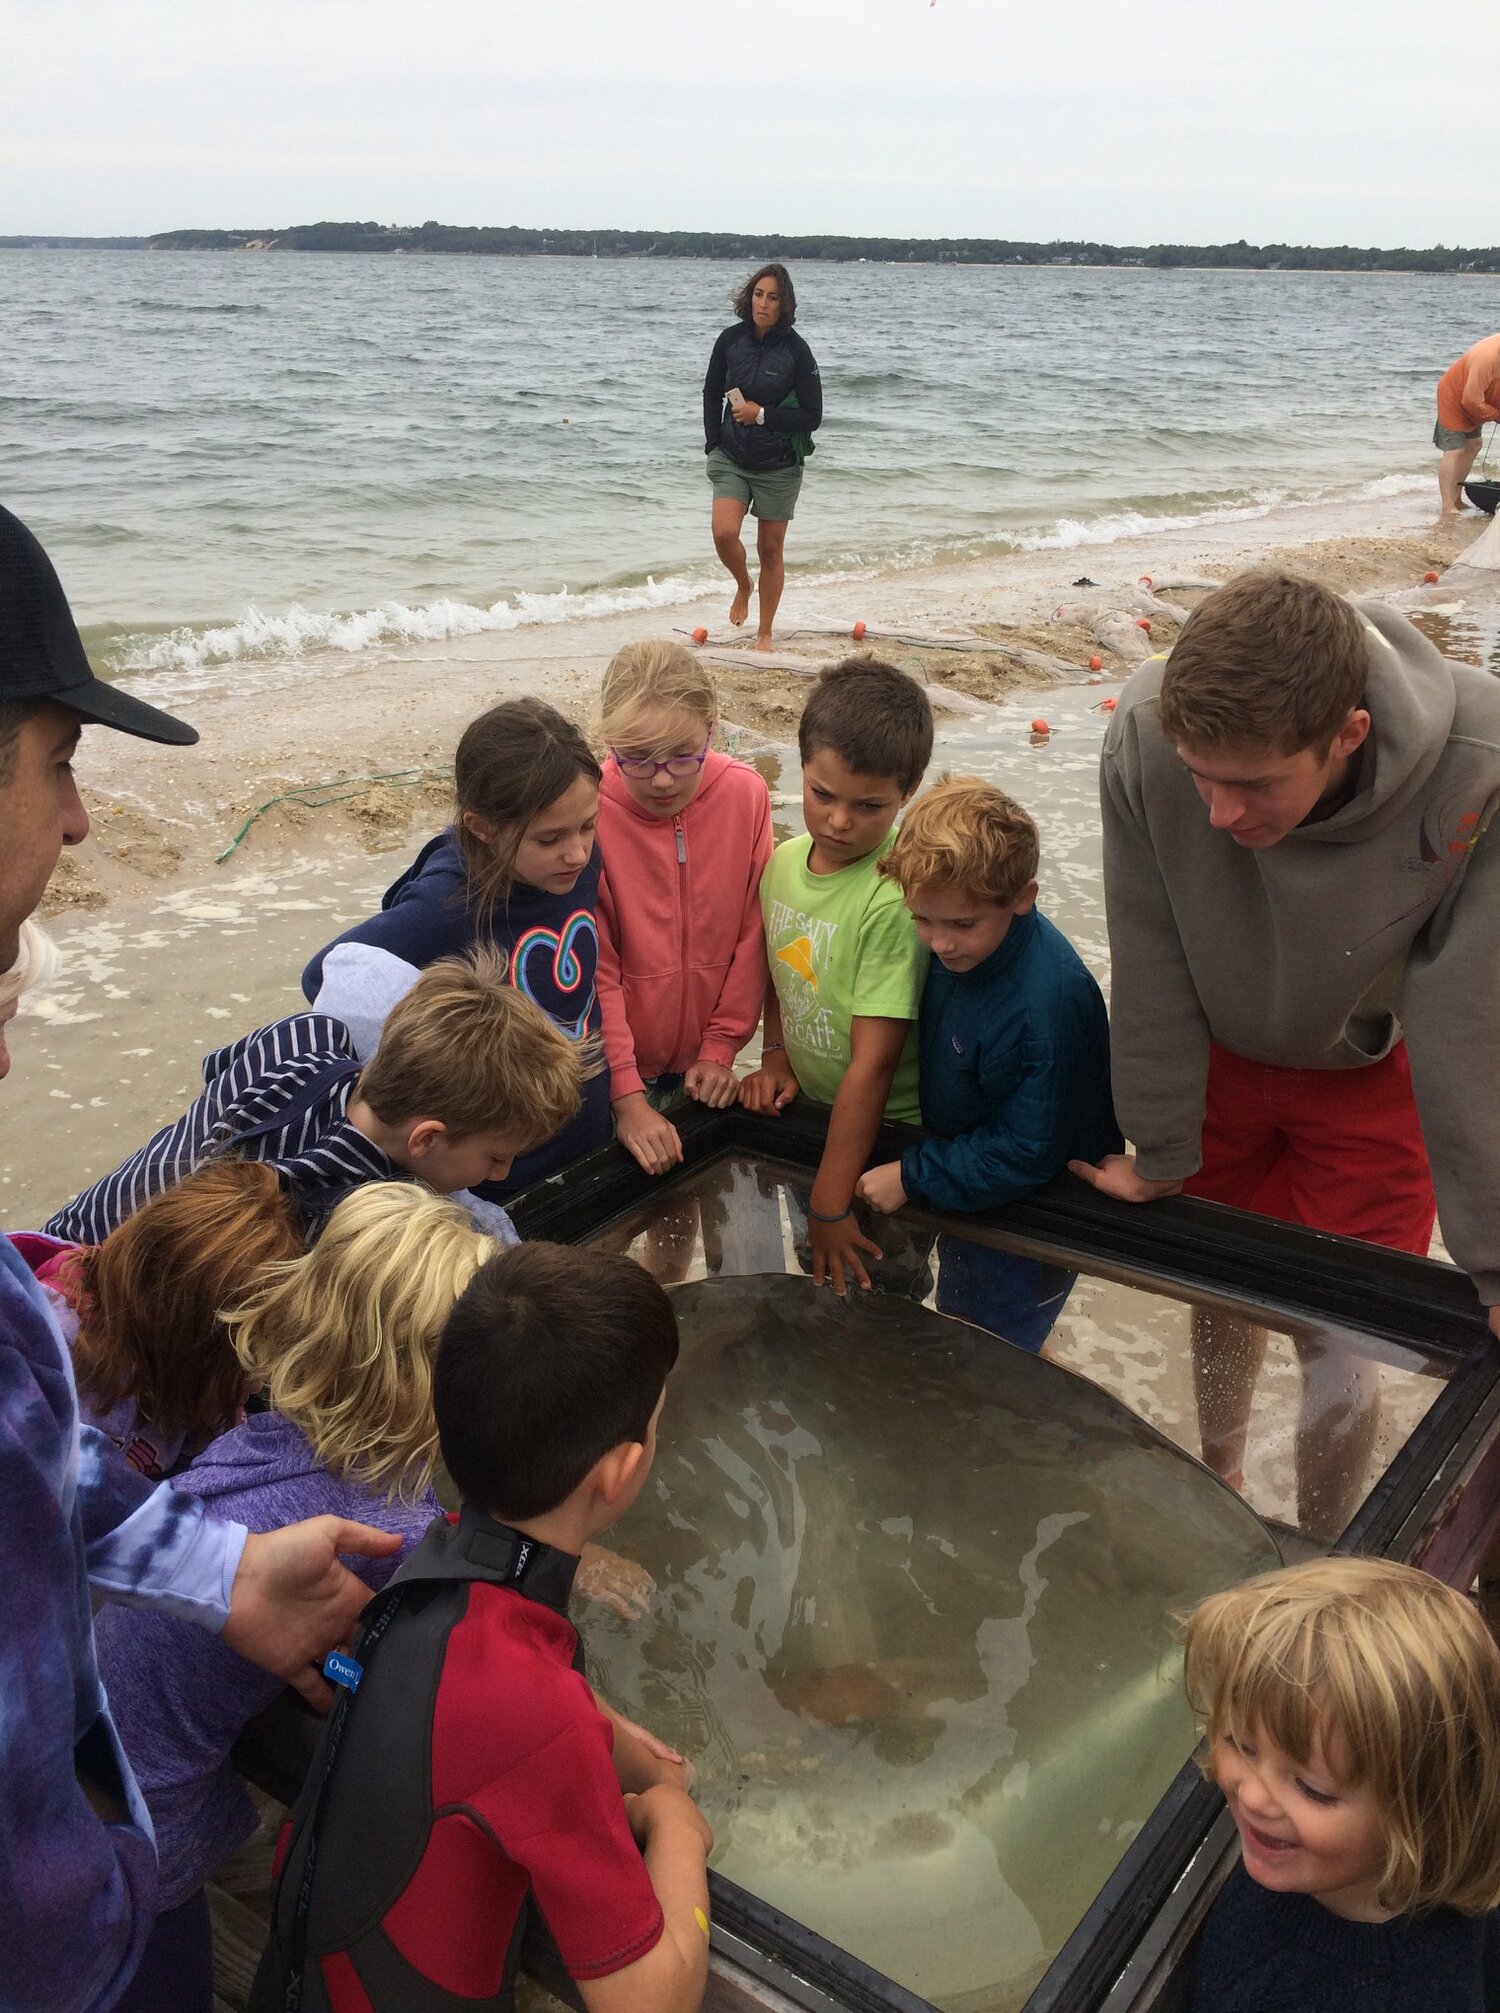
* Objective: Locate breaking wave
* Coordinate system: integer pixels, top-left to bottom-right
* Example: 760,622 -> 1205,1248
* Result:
107,574 -> 714,675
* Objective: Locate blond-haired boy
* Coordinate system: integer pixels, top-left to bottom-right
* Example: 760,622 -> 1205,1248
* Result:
46,948 -> 587,1245
857,777 -> 1118,1349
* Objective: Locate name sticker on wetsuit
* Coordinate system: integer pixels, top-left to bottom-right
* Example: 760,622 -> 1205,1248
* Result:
323,1649 -> 364,1692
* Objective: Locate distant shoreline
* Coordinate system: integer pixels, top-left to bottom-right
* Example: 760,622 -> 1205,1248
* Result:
4,224 -> 1499,275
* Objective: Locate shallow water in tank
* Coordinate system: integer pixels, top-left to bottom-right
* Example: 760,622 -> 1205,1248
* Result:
585,1274 -> 1282,2011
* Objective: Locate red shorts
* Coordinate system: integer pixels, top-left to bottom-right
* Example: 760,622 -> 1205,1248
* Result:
1182,1042 -> 1436,1256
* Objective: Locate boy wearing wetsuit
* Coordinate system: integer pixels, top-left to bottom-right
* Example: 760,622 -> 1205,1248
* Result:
252,1242 -> 712,2013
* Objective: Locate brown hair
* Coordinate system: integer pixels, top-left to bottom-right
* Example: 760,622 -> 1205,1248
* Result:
1158,571 -> 1370,756
600,639 -> 718,751
1185,1557 -> 1500,1916
358,947 -> 591,1143
68,1159 -> 304,1449
798,656 -> 934,795
881,775 -> 1039,906
730,262 -> 797,328
437,1241 -> 679,1521
452,697 -> 601,924
227,1184 -> 493,1500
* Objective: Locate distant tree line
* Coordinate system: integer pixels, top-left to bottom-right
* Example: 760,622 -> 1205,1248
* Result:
0,235 -> 149,249
4,223 -> 1496,271
131,222 -> 1500,272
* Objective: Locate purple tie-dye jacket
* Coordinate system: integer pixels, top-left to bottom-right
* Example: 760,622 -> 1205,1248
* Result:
95,1413 -> 438,1910
0,1234 -> 245,2013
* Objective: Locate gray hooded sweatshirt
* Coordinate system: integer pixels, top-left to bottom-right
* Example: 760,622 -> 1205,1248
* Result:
1101,597 -> 1500,1303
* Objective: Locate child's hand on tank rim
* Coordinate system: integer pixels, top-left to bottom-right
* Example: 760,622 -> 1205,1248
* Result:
738,1056 -> 799,1115
684,1058 -> 739,1109
855,1161 -> 908,1214
613,1092 -> 684,1176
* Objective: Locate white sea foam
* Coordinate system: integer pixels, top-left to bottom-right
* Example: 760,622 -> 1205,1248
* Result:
103,472 -> 1437,685
1010,473 -> 1430,553
111,574 -> 714,675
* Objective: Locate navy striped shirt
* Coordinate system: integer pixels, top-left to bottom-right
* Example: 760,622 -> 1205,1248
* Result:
44,1015 -> 394,1245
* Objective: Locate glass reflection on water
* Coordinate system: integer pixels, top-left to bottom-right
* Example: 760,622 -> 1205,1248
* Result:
585,1274 -> 1281,2011
598,1154 -> 1451,1551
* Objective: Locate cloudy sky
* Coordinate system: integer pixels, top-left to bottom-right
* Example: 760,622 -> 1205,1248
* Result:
4,0 -> 1494,246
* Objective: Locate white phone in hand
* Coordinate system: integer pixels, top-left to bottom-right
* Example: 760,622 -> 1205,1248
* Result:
727,386 -> 744,406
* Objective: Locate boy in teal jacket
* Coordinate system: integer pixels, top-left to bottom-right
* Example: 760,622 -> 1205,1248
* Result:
858,778 -> 1119,1350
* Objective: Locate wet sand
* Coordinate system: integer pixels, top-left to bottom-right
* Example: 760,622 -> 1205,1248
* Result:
5,500 -> 1492,1233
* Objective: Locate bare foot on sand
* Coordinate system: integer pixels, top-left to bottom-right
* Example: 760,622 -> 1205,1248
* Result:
754,632 -> 775,653
729,582 -> 754,626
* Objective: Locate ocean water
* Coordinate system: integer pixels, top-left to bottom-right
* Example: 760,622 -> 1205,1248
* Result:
4,249 -> 1499,677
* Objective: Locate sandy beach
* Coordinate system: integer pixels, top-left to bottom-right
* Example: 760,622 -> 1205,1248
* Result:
5,494 -> 1492,1232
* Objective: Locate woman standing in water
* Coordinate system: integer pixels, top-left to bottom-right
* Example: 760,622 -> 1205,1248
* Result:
703,263 -> 822,652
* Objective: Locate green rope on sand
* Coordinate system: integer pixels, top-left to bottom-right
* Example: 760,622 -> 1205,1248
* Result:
215,766 -> 454,864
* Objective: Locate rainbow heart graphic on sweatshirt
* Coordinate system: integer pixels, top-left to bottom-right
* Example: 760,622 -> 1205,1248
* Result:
510,911 -> 597,1040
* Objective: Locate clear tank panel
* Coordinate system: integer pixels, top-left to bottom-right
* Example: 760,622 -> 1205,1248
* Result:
576,1153 -> 1423,2010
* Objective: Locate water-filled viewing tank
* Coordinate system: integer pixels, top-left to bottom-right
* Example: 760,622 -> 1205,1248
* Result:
585,1273 -> 1282,2011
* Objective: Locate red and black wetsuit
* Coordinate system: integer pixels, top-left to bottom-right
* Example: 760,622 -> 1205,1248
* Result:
251,1507 -> 664,2013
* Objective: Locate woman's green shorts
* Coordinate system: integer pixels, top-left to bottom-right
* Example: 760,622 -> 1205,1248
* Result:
706,446 -> 803,522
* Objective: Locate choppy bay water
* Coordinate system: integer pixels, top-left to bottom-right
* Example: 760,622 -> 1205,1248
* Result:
4,249 -> 1498,678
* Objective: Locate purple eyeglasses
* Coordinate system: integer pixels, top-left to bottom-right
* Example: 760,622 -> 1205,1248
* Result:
612,731 -> 713,780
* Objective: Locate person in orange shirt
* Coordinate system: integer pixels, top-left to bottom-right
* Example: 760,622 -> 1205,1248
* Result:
1434,333 -> 1500,514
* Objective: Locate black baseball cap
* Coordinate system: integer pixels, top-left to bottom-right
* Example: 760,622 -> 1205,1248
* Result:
0,503 -> 198,745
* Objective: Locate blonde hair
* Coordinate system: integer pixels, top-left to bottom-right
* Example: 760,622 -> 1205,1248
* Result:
225,1183 -> 493,1500
358,947 -> 592,1143
1185,1557 -> 1500,1916
600,639 -> 718,751
880,775 -> 1039,907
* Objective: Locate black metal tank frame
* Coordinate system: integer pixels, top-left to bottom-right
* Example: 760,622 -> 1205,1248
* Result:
504,1099 -> 1500,2013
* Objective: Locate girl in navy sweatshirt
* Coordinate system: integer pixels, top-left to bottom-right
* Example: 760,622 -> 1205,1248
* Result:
302,698 -> 611,1195
1185,1558 -> 1500,2013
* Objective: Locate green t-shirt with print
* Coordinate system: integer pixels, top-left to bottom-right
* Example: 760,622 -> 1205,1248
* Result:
759,831 -> 927,1122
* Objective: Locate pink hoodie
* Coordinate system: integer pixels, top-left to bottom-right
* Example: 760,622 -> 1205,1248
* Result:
596,750 -> 773,1100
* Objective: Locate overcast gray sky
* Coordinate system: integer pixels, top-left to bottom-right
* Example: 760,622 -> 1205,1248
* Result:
4,0 -> 1494,245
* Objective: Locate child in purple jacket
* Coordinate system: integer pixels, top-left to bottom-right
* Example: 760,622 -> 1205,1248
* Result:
93,1183 -> 497,2013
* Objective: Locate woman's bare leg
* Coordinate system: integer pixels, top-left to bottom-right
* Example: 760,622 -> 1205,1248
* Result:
755,518 -> 789,651
712,496 -> 754,626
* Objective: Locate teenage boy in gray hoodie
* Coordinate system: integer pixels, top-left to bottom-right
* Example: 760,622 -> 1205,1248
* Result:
1070,571 -> 1500,1529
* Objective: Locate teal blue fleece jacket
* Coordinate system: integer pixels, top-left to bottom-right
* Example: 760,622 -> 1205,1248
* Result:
900,907 -> 1121,1213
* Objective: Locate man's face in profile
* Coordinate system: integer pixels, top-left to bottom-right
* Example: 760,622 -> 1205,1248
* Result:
0,702 -> 88,975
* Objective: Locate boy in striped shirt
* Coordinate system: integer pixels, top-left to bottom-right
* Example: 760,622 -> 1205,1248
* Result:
46,948 -> 587,1245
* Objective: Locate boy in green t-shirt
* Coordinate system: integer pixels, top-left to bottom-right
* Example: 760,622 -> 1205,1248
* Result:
741,656 -> 933,1291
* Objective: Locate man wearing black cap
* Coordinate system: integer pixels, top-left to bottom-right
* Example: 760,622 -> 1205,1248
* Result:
0,505 -> 402,2011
